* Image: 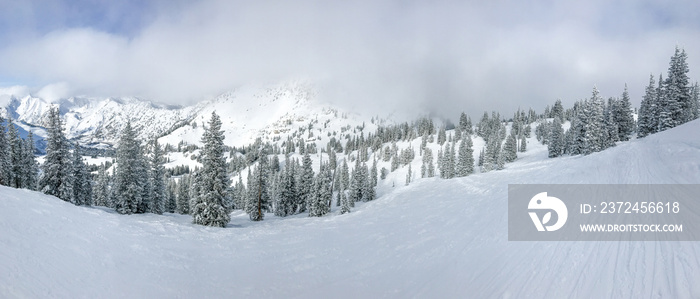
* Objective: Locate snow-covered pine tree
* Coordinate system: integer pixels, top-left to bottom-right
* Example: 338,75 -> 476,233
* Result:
456,136 -> 474,176
114,121 -> 144,214
481,136 -> 500,172
447,140 -> 456,178
39,106 -> 74,202
135,143 -> 152,214
192,112 -> 231,227
496,148 -> 505,170
519,133 -> 527,152
405,163 -> 412,186
328,148 -> 337,170
348,166 -> 361,207
664,47 -> 691,125
637,75 -> 657,138
274,168 -> 287,217
390,152 -> 399,172
340,159 -> 349,191
459,112 -> 470,135
552,99 -> 565,122
176,175 -> 191,214
0,114 -> 8,186
437,126 -> 447,145
72,146 -> 93,206
339,180 -> 350,215
149,139 -> 167,215
93,163 -> 110,207
370,158 -> 378,187
297,152 -> 314,213
615,85 -> 635,141
22,131 -> 39,190
309,164 -> 332,217
233,172 -> 248,211
166,180 -> 177,213
246,162 -> 269,221
8,121 -> 23,188
285,159 -> 299,215
691,82 -> 700,120
478,148 -> 484,167
548,118 -> 565,158
503,132 -> 517,163
604,99 -> 619,148
421,147 -> 434,178
583,87 -> 606,155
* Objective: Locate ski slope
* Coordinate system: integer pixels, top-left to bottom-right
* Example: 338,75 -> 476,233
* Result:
2,120 -> 700,298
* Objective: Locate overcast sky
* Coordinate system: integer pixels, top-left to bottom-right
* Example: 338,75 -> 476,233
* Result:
0,0 -> 699,119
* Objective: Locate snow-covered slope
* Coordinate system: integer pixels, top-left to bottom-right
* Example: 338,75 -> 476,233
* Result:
2,120 -> 700,298
3,80 -> 380,150
6,95 -> 194,147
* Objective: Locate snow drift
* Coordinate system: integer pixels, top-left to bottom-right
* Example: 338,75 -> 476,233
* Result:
2,120 -> 700,298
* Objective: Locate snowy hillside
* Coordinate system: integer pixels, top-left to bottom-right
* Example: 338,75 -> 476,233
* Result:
5,95 -> 194,148
2,80 -> 384,151
2,118 -> 699,298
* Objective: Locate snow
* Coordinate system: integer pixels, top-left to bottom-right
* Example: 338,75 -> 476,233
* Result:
2,120 -> 700,298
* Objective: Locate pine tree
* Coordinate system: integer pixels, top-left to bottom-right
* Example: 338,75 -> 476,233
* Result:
339,181 -> 350,215
234,173 -> 246,211
150,139 -> 167,215
284,159 -> 299,215
519,133 -> 527,152
39,106 -> 74,202
691,82 -> 700,120
503,132 -> 518,163
456,136 -> 474,176
664,47 -> 691,125
478,148 -> 484,167
93,163 -> 111,207
370,158 -> 378,187
583,87 -> 606,155
421,147 -> 434,178
340,159 -> 349,191
615,85 -> 635,141
437,126 -> 446,145
0,114 -> 9,186
22,131 -> 39,190
135,143 -> 151,214
176,175 -> 191,214
552,99 -> 565,121
405,163 -> 412,186
309,165 -> 332,217
246,161 -> 269,221
72,146 -> 92,206
8,122 -> 23,188
459,112 -> 472,135
548,118 -> 565,158
297,152 -> 314,213
192,112 -> 231,227
114,121 -> 144,214
390,153 -> 399,172
496,149 -> 505,170
166,180 -> 177,213
567,111 -> 585,155
638,75 -> 657,138
656,73 -> 673,132
604,99 -> 619,148
348,170 -> 361,207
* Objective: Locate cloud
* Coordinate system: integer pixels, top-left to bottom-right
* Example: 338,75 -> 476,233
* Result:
0,0 -> 699,119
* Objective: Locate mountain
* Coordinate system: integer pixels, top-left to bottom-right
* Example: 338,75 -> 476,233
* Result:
1,118 -> 699,298
5,94 -> 195,148
2,80 -> 383,151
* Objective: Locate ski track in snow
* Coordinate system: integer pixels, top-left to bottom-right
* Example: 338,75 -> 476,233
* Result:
2,120 -> 700,298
